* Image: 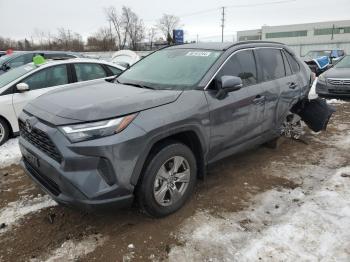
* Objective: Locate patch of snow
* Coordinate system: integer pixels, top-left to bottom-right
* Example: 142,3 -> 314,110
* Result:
0,194 -> 57,233
0,138 -> 21,168
169,166 -> 350,261
327,99 -> 347,104
31,234 -> 107,262
308,78 -> 318,100
329,130 -> 350,151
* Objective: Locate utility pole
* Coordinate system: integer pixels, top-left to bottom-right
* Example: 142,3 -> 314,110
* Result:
197,34 -> 199,43
221,7 -> 225,42
331,24 -> 335,40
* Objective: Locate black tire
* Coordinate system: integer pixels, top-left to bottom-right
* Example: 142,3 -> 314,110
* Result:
0,118 -> 10,146
137,142 -> 197,218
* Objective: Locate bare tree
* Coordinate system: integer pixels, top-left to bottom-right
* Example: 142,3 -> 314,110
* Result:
148,27 -> 157,50
122,7 -> 145,50
54,28 -> 84,51
0,28 -> 84,51
157,14 -> 180,44
87,27 -> 115,51
32,28 -> 47,49
105,6 -> 127,50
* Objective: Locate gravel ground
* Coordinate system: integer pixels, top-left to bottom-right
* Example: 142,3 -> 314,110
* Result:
0,100 -> 349,262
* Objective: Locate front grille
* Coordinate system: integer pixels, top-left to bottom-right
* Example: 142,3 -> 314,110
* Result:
24,159 -> 61,196
328,78 -> 350,86
19,120 -> 62,163
329,89 -> 350,94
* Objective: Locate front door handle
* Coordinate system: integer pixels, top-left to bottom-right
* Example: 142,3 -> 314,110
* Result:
288,82 -> 298,89
253,95 -> 266,104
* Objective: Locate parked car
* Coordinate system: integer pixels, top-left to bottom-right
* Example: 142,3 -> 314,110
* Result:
0,51 -> 85,75
0,51 -> 6,57
19,41 -> 314,217
0,59 -> 125,145
111,50 -> 151,68
303,49 -> 345,63
316,55 -> 350,98
303,49 -> 346,76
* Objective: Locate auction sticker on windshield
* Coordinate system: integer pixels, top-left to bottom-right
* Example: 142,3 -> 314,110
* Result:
186,51 -> 212,57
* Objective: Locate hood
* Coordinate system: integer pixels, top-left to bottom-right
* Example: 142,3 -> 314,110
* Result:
324,68 -> 350,78
26,80 -> 182,124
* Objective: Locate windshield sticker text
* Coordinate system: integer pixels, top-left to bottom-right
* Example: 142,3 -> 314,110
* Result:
186,51 -> 212,57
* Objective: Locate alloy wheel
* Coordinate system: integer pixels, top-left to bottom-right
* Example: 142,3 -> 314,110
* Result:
0,123 -> 4,144
153,156 -> 191,207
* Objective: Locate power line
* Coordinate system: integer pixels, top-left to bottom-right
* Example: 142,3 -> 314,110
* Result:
143,0 -> 296,22
178,0 -> 296,19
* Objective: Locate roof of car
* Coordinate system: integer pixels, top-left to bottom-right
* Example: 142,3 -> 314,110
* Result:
166,41 -> 285,51
0,50 -> 84,61
16,50 -> 81,54
31,58 -> 125,70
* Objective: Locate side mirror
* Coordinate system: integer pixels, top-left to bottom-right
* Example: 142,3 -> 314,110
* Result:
16,83 -> 30,92
216,76 -> 243,99
1,63 -> 9,71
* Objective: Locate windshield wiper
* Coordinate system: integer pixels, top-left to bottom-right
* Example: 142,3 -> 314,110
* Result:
118,81 -> 155,90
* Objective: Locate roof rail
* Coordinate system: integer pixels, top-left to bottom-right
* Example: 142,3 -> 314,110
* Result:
49,56 -> 74,61
223,40 -> 286,50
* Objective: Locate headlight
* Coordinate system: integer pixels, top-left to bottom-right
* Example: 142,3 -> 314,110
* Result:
318,73 -> 327,83
60,114 -> 138,143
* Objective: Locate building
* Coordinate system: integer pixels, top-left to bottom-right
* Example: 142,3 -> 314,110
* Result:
237,20 -> 350,57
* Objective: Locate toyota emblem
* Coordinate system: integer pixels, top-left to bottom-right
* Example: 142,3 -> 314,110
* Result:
25,119 -> 33,133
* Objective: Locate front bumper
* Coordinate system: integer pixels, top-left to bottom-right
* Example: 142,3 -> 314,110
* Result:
316,81 -> 350,98
20,158 -> 134,211
18,112 -> 147,212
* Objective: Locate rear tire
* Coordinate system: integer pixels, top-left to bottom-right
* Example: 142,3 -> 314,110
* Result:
0,119 -> 10,146
137,142 -> 197,218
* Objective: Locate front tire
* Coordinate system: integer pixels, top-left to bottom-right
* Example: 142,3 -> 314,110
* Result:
0,119 -> 10,146
137,142 -> 197,217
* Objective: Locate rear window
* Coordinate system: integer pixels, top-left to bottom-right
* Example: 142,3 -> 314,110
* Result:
74,63 -> 107,81
107,65 -> 122,76
256,49 -> 285,81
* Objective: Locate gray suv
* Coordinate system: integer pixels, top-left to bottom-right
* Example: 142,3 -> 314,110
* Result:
19,41 -> 312,217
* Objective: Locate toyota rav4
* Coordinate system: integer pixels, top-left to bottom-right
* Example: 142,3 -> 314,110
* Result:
19,41 -> 314,217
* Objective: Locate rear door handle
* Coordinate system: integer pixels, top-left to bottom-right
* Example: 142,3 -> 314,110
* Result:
253,95 -> 266,104
288,82 -> 298,89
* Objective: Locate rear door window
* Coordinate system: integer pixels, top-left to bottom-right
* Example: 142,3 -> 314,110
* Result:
216,50 -> 257,87
256,48 -> 285,81
284,51 -> 300,74
281,51 -> 293,76
23,65 -> 69,90
74,63 -> 107,81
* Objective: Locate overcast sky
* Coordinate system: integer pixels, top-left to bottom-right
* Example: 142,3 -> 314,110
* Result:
0,0 -> 349,42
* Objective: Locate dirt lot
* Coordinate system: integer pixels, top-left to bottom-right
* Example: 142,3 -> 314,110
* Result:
0,100 -> 349,262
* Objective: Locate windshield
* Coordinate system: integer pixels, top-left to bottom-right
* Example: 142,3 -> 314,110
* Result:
0,63 -> 36,88
334,56 -> 350,68
0,54 -> 13,65
117,49 -> 222,90
305,51 -> 331,59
